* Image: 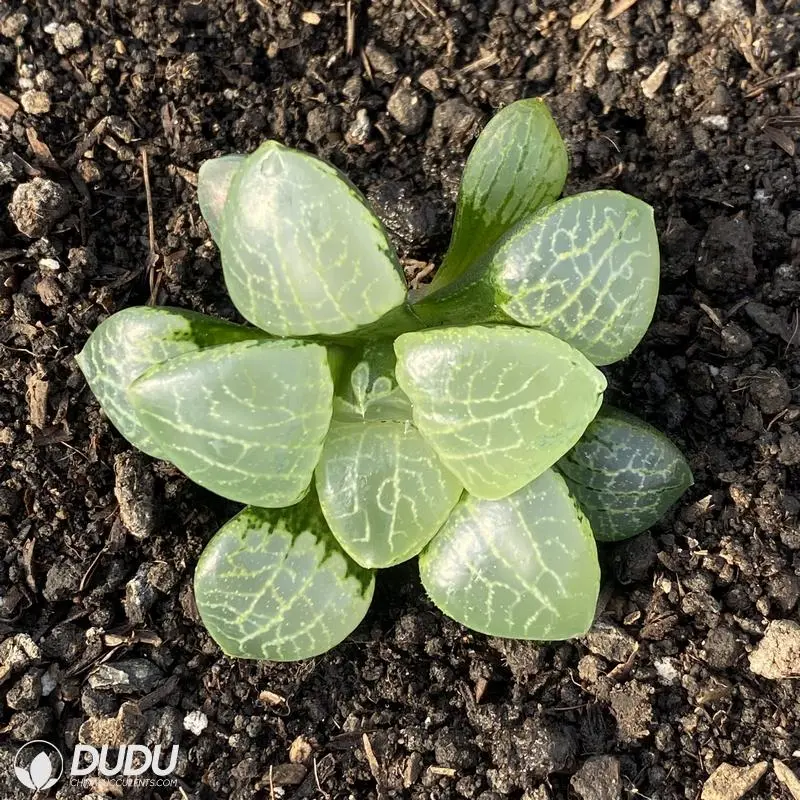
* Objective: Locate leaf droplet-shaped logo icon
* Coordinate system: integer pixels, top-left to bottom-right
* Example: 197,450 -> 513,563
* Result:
13,741 -> 63,791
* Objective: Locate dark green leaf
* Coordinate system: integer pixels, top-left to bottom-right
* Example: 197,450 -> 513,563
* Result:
558,406 -> 693,541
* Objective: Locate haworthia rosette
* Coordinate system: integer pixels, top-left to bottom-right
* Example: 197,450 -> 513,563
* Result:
558,406 -> 693,541
431,98 -> 568,291
492,191 -> 659,365
128,339 -> 337,507
333,340 -> 412,422
198,154 -> 245,243
419,469 -> 600,640
315,420 -> 463,568
219,141 -> 408,337
394,325 -> 606,500
75,307 -> 263,459
194,500 -> 374,661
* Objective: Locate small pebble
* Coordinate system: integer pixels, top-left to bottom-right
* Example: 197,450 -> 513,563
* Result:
88,658 -> 163,694
9,178 -> 70,238
20,89 -> 50,116
114,452 -> 156,539
53,21 -> 84,54
345,108 -> 372,146
0,10 -> 29,38
700,762 -> 768,800
79,701 -> 145,746
183,709 -> 208,735
787,210 -> 800,236
0,634 -> 40,684
606,48 -> 633,72
570,756 -> 622,800
749,368 -> 791,415
387,78 -> 428,135
748,620 -> 800,679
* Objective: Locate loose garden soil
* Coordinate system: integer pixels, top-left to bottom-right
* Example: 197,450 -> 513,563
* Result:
1,1 -> 799,798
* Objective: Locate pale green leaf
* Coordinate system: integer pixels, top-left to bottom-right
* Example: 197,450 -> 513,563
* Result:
332,340 -> 412,422
558,406 -> 693,541
315,420 -> 463,568
431,98 -> 568,291
194,499 -> 374,661
394,325 -> 606,500
128,339 -> 335,506
420,468 -> 600,640
219,141 -> 408,336
198,154 -> 245,243
75,307 -> 263,459
492,190 -> 659,365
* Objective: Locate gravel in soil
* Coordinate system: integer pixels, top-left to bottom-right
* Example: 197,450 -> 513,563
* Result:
1,1 -> 799,799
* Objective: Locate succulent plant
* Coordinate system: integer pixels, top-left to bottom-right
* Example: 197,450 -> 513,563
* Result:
77,99 -> 692,661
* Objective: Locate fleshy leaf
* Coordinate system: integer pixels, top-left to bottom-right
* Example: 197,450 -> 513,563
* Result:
558,406 -> 693,541
219,141 -> 408,336
198,154 -> 245,243
431,98 -> 568,291
194,499 -> 374,661
420,469 -> 600,640
493,190 -> 659,364
75,307 -> 264,459
128,339 -> 335,506
394,325 -> 606,500
333,340 -> 412,422
414,191 -> 659,365
315,420 -> 463,568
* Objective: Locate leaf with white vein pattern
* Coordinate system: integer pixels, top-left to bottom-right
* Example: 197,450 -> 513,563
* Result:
194,499 -> 374,661
420,469 -> 599,640
394,325 -> 606,500
219,141 -> 408,336
316,420 -> 463,568
414,191 -> 659,365
430,98 -> 568,291
75,306 -> 264,459
128,339 -> 336,506
558,406 -> 693,541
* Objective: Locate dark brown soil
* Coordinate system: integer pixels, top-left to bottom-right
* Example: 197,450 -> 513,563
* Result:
1,1 -> 799,798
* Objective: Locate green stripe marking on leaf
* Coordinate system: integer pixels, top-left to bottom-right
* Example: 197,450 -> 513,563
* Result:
394,325 -> 606,500
420,469 -> 600,640
316,420 -> 463,568
128,339 -> 335,507
194,499 -> 375,661
75,306 -> 264,459
558,406 -> 693,541
493,190 -> 660,365
219,141 -> 408,337
432,98 -> 568,291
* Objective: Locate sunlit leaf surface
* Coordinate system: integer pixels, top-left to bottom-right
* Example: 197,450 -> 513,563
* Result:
558,406 -> 693,541
129,339 -> 335,506
194,500 -> 374,661
75,307 -> 262,459
316,420 -> 463,568
219,141 -> 407,336
432,98 -> 568,290
420,469 -> 599,640
394,325 -> 606,499
198,154 -> 245,243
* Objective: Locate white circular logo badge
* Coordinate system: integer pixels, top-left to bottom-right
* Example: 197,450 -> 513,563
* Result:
13,740 -> 63,791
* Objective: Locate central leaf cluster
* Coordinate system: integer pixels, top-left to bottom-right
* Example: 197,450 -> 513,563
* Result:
77,100 -> 692,662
